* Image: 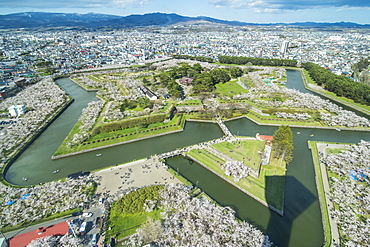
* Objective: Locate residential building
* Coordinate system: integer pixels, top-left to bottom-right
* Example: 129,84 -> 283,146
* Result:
8,105 -> 27,117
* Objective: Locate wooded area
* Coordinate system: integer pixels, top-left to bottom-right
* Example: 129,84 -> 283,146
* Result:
302,62 -> 370,105
172,54 -> 215,63
219,55 -> 298,67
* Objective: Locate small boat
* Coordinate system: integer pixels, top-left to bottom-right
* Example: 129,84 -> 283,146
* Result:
297,132 -> 301,134
96,154 -> 102,157
22,177 -> 28,181
310,134 -> 314,137
335,128 -> 341,131
52,170 -> 59,174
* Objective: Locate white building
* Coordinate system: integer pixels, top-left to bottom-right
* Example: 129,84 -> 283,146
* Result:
8,105 -> 27,117
139,85 -> 158,100
280,40 -> 289,54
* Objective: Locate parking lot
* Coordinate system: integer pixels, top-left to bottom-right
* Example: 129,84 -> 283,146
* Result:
0,118 -> 17,130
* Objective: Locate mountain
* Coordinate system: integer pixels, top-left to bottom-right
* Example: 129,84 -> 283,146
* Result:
285,21 -> 368,28
0,12 -> 122,29
0,12 -> 368,29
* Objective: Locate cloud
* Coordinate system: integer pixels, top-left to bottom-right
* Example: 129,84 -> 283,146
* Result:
112,0 -> 149,8
207,0 -> 370,12
1,0 -> 149,9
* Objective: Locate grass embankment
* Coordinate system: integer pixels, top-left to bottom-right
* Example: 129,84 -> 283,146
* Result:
187,139 -> 286,210
54,113 -> 186,156
105,185 -> 164,242
70,77 -> 99,91
166,165 -> 192,186
177,99 -> 203,106
308,141 -> 332,247
245,111 -> 321,127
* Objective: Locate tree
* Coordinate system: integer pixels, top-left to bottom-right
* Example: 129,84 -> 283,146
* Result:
142,77 -> 150,86
192,73 -> 215,93
210,68 -> 230,84
138,217 -> 163,244
229,67 -> 243,78
272,125 -> 293,163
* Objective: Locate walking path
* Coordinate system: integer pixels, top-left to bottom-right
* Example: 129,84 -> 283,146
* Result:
215,115 -> 235,139
316,143 -> 350,247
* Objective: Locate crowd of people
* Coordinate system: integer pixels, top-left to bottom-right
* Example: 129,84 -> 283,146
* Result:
126,183 -> 272,247
322,140 -> 370,246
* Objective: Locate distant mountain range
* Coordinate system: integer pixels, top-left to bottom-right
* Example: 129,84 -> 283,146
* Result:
0,12 -> 368,29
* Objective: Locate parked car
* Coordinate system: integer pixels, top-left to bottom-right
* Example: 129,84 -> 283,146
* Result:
79,222 -> 87,234
91,233 -> 98,245
82,212 -> 93,217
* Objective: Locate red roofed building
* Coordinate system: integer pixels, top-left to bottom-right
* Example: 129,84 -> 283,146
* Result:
256,133 -> 273,144
9,221 -> 69,247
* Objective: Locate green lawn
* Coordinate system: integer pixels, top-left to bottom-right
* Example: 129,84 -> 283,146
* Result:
106,210 -> 162,240
326,148 -> 345,155
215,79 -> 249,97
212,140 -> 265,170
240,75 -> 255,88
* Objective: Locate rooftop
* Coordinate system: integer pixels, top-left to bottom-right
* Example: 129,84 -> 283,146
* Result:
9,221 -> 69,247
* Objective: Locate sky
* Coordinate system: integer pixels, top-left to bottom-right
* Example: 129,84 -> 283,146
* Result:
0,0 -> 369,24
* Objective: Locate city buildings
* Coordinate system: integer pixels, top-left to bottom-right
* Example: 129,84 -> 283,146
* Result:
0,26 -> 369,101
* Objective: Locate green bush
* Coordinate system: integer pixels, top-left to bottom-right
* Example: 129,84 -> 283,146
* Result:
92,114 -> 167,135
112,185 -> 164,215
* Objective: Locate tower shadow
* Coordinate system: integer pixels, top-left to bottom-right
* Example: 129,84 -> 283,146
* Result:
265,175 -> 317,247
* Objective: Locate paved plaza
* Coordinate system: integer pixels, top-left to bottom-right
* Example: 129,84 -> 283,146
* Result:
94,156 -> 181,201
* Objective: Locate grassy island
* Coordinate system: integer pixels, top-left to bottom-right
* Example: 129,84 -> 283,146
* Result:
186,138 -> 286,211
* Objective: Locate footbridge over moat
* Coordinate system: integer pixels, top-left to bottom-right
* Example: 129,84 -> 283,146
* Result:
157,117 -> 237,159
